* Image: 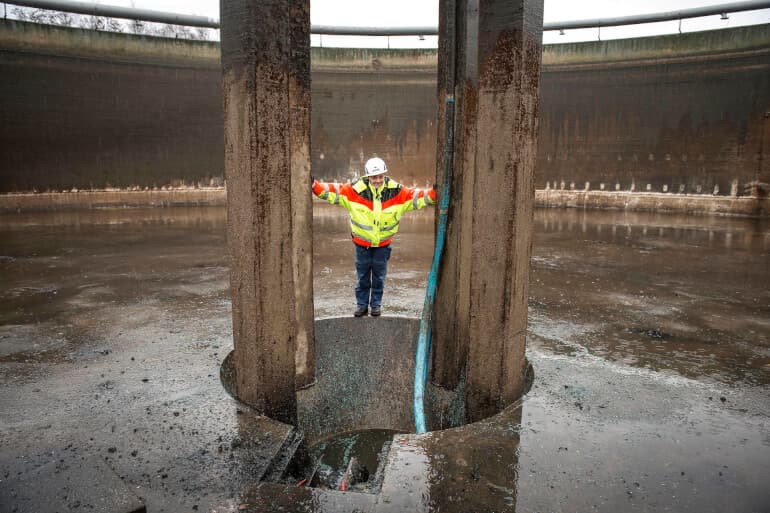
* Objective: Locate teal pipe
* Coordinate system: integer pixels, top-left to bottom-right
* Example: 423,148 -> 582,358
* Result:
414,96 -> 454,433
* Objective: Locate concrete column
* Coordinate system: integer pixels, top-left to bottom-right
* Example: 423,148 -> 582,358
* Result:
433,0 -> 543,422
221,0 -> 312,424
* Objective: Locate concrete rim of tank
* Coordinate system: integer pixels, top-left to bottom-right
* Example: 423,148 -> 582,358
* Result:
220,316 -> 533,440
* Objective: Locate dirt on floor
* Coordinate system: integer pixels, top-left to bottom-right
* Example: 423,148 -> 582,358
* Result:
0,205 -> 768,512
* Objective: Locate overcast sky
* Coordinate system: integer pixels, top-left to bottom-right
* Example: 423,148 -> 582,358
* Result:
14,0 -> 770,45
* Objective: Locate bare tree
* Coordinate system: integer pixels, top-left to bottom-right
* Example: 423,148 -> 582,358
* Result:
10,5 -> 210,41
127,0 -> 145,35
105,17 -> 123,33
11,7 -> 75,27
192,27 -> 210,41
128,19 -> 146,35
78,14 -> 104,30
51,11 -> 76,27
154,23 -> 199,40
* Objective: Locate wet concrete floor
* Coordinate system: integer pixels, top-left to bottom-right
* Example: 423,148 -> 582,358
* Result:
0,204 -> 768,512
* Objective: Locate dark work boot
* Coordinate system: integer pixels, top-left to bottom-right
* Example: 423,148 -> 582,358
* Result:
354,306 -> 368,317
370,306 -> 381,317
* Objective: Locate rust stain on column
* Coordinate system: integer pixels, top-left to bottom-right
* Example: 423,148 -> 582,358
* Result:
434,0 -> 470,390
433,0 -> 453,386
221,0 -> 311,424
288,2 -> 315,389
434,0 -> 543,422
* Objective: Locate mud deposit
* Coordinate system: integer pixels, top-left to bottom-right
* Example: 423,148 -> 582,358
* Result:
0,205 -> 768,512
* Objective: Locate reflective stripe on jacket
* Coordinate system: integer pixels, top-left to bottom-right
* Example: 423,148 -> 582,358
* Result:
312,176 -> 436,247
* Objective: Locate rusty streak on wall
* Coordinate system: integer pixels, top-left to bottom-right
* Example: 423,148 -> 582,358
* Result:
1,20 -> 768,201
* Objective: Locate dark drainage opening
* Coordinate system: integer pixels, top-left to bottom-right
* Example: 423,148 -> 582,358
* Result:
278,428 -> 401,493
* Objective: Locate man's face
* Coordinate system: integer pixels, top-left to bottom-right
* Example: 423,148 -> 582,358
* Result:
369,174 -> 385,188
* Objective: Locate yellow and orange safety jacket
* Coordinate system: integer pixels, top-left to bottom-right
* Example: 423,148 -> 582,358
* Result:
313,176 -> 436,247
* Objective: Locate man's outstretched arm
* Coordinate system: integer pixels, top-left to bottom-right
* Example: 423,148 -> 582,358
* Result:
311,178 -> 352,210
398,185 -> 437,214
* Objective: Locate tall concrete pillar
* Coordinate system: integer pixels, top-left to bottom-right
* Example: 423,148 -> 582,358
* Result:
433,0 -> 543,422
221,0 -> 313,424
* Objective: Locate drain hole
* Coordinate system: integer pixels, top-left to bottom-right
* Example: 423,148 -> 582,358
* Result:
270,429 -> 401,494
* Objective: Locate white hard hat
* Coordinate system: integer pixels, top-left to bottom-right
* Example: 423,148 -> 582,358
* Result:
364,157 -> 388,177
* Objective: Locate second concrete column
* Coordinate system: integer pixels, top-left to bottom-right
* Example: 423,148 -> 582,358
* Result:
433,0 -> 544,422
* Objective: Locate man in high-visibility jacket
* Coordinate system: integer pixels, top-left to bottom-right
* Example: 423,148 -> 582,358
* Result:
312,157 -> 436,317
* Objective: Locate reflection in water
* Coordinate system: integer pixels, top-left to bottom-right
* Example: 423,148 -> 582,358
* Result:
417,403 -> 523,513
535,208 -> 770,251
378,437 -> 433,513
310,429 -> 399,492
0,206 -> 227,231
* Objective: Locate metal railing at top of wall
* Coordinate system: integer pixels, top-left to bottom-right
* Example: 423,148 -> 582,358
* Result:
3,0 -> 770,35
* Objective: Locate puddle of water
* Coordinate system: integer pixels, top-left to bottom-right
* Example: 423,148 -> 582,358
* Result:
308,428 -> 401,492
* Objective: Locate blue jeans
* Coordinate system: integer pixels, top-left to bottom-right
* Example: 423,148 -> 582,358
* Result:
354,244 -> 392,309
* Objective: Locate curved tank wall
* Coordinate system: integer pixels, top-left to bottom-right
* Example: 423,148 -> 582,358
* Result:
1,19 -> 768,202
538,26 -> 770,197
0,20 -> 224,192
